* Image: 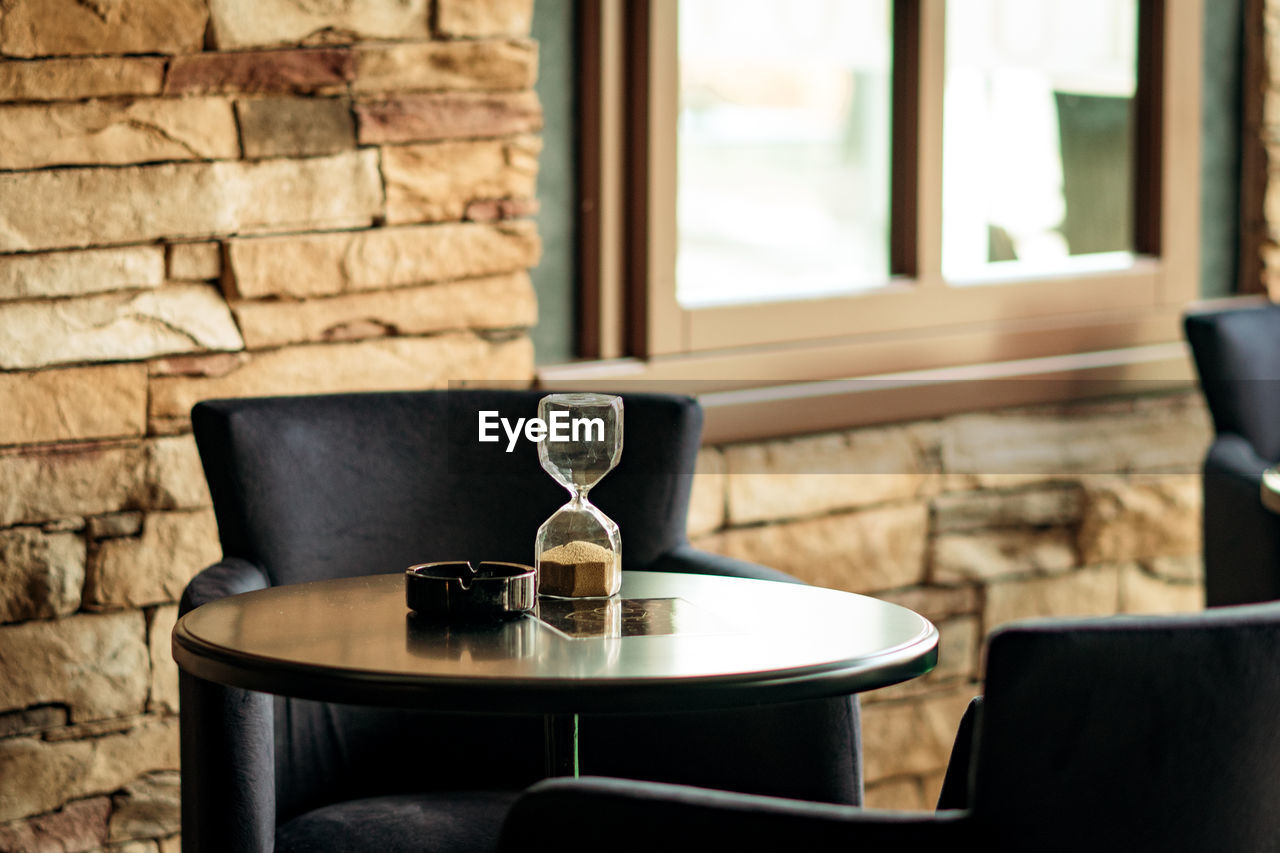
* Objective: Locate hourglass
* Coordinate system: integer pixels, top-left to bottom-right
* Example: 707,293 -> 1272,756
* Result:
535,393 -> 623,598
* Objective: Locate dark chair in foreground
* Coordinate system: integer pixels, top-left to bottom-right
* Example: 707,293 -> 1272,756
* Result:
503,603 -> 1280,852
1186,303 -> 1280,605
180,390 -> 862,852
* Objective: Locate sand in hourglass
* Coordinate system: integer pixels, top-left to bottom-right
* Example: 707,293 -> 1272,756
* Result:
538,540 -> 617,597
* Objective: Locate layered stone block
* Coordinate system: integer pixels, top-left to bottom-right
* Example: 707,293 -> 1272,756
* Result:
0,611 -> 149,724
165,243 -> 221,282
860,686 -> 975,783
0,796 -> 110,852
147,606 -> 179,715
0,364 -> 146,446
864,777 -> 928,811
705,502 -> 929,593
0,707 -> 67,740
148,352 -> 249,379
164,48 -> 354,95
355,91 -> 542,144
881,585 -> 982,625
0,57 -> 165,102
1268,178 -> 1280,243
382,135 -> 541,224
236,97 -> 355,159
1119,563 -> 1204,614
930,484 -> 1083,533
353,39 -> 537,94
436,0 -> 535,37
226,221 -> 541,298
86,510 -> 221,609
233,272 -> 536,348
932,616 -> 981,683
0,444 -> 146,527
1077,475 -> 1202,564
89,513 -> 145,541
0,98 -> 239,170
0,285 -> 243,370
0,717 -> 177,822
0,151 -> 383,253
940,399 -> 1212,485
149,334 -> 535,421
984,564 -> 1122,628
109,772 -> 180,844
0,246 -> 164,301
725,426 -> 932,525
208,0 -> 429,49
687,449 -> 727,538
0,528 -> 84,623
1145,553 -> 1203,583
144,435 -> 211,510
0,0 -> 207,58
931,528 -> 1077,583
464,198 -> 540,222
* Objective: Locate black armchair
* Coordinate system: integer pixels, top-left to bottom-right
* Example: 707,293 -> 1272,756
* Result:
179,390 -> 862,852
1185,303 -> 1280,605
503,602 -> 1280,852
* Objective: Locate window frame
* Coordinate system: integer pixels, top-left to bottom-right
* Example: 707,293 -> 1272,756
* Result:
543,0 -> 1207,443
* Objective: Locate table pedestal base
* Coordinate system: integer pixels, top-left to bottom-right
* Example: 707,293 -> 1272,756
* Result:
544,713 -> 579,777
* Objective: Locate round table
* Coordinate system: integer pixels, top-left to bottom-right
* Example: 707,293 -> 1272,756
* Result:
173,570 -> 938,775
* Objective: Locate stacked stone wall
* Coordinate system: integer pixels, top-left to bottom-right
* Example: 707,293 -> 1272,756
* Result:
690,392 -> 1210,808
0,1 -> 538,847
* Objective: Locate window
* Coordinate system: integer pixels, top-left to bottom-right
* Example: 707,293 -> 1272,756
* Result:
546,0 -> 1205,441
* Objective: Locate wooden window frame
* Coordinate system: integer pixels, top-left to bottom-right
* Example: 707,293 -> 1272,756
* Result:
543,0 -> 1209,443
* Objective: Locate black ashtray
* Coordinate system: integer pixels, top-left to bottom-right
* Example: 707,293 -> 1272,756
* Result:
405,561 -> 535,622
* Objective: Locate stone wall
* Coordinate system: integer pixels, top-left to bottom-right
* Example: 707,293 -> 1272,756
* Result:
0,0 -> 538,848
690,391 -> 1212,808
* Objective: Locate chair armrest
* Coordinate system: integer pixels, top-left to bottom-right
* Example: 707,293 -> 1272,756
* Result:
1204,434 -> 1280,606
647,543 -> 802,585
1208,432 -> 1270,488
499,777 -> 977,851
179,556 -> 270,614
178,558 -> 275,852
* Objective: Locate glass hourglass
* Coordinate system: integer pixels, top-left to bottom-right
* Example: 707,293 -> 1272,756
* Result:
534,393 -> 623,598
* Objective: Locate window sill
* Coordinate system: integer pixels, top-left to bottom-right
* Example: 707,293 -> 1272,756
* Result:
534,297 -> 1262,443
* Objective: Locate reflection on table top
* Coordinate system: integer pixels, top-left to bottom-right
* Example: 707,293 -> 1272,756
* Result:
173,571 -> 938,714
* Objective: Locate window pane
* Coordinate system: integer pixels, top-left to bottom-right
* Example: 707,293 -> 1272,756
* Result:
677,0 -> 892,308
941,0 -> 1138,281
530,0 -> 578,363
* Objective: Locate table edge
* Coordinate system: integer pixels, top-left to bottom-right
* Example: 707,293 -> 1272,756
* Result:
173,614 -> 939,714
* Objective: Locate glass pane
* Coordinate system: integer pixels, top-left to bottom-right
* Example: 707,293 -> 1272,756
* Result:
677,0 -> 892,308
941,0 -> 1138,281
530,0 -> 578,363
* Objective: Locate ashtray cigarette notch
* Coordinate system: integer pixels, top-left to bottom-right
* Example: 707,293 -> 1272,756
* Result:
405,561 -> 535,621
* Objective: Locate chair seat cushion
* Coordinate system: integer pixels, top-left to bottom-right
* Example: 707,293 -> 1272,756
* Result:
275,790 -> 519,853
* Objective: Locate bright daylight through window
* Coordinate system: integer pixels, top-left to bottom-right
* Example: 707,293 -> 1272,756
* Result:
676,0 -> 892,307
942,0 -> 1138,281
675,0 -> 1141,306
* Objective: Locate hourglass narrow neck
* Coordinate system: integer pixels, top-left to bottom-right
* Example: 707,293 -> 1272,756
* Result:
564,484 -> 592,507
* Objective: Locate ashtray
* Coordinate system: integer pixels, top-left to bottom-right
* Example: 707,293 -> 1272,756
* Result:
405,561 -> 535,622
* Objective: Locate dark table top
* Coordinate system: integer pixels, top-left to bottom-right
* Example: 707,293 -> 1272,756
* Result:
173,570 -> 939,714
